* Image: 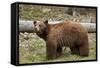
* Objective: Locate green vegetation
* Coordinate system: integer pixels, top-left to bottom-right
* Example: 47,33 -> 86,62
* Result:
19,4 -> 96,23
19,33 -> 96,64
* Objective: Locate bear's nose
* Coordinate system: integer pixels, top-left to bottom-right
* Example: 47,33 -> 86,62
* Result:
34,27 -> 40,33
36,26 -> 40,31
34,27 -> 37,31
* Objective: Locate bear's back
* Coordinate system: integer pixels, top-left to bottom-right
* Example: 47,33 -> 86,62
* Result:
49,21 -> 87,36
47,21 -> 88,47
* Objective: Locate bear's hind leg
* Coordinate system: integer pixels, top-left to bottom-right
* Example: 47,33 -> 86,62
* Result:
79,44 -> 89,56
70,46 -> 79,55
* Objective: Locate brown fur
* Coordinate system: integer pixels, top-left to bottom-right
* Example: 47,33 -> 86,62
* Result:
33,20 -> 89,60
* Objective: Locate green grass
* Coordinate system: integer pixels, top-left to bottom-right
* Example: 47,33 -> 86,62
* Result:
19,5 -> 96,22
19,33 -> 96,64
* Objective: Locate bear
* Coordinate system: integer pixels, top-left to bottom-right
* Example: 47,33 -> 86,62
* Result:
33,20 -> 89,60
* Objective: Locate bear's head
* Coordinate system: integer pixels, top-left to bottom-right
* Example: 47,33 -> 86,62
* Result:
33,20 -> 48,34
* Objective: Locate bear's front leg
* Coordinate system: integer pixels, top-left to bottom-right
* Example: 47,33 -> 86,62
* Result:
57,47 -> 62,57
46,40 -> 57,60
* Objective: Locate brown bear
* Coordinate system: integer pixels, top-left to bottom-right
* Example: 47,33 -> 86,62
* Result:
33,20 -> 89,60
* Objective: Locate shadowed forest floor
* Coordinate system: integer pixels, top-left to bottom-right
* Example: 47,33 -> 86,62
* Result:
19,33 -> 96,64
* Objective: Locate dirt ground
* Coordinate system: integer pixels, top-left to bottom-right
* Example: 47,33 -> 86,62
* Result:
19,33 -> 96,64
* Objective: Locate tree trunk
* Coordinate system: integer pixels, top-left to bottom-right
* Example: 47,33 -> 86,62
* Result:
19,20 -> 96,33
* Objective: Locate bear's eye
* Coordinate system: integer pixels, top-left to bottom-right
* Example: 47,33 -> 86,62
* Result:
39,25 -> 41,27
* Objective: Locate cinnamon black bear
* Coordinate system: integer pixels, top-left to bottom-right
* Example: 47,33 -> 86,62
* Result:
33,20 -> 89,60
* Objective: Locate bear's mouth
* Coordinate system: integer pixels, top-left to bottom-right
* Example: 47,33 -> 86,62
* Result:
36,32 -> 42,35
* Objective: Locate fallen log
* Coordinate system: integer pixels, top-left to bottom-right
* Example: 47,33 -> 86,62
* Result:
19,20 -> 34,32
80,23 -> 96,33
19,20 -> 96,33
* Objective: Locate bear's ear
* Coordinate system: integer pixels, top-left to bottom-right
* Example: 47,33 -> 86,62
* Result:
33,21 -> 36,25
44,20 -> 48,24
